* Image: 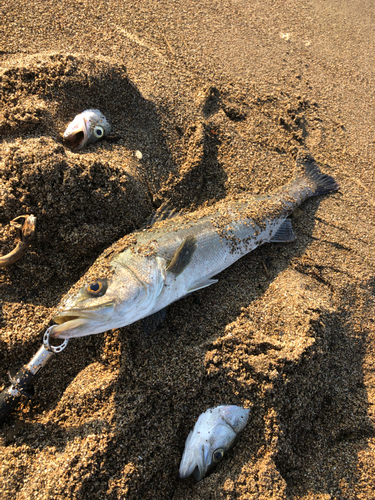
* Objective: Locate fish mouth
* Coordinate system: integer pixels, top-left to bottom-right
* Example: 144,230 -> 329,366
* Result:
51,302 -> 115,339
179,443 -> 208,481
180,460 -> 206,482
64,130 -> 85,149
63,117 -> 88,150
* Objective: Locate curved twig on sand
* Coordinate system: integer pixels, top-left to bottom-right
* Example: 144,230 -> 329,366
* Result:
0,215 -> 37,267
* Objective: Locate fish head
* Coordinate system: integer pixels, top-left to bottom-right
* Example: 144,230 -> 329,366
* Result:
63,109 -> 111,150
179,405 -> 250,481
50,260 -> 155,339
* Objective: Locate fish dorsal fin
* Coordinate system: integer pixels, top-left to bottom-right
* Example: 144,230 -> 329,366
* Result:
166,235 -> 197,276
148,203 -> 186,227
270,219 -> 296,243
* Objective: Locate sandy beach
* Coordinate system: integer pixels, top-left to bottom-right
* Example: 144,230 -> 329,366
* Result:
0,1 -> 374,498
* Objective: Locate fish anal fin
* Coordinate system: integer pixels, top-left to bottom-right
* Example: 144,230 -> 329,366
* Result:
188,278 -> 218,293
270,219 -> 296,243
166,235 -> 197,276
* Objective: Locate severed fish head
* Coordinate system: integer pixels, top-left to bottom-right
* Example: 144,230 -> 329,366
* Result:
179,405 -> 250,481
63,109 -> 111,150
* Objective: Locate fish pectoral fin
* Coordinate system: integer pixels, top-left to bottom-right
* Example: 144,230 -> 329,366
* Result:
166,235 -> 197,277
270,219 -> 296,243
188,278 -> 218,293
142,307 -> 168,334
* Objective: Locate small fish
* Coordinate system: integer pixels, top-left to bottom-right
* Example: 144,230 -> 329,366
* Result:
63,109 -> 111,149
179,405 -> 250,481
50,150 -> 339,339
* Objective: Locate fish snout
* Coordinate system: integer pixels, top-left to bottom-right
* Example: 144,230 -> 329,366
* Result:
50,301 -> 116,339
179,441 -> 208,481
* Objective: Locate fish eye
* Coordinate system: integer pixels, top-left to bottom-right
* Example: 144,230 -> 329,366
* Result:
212,448 -> 224,463
93,125 -> 104,138
85,279 -> 107,297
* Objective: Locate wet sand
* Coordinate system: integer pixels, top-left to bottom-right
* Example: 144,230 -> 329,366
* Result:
0,1 -> 374,498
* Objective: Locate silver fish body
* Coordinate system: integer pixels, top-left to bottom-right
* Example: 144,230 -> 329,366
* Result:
179,405 -> 250,481
63,109 -> 111,149
51,150 -> 339,339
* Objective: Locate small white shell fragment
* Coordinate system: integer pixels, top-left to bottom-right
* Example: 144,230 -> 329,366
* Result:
135,150 -> 143,159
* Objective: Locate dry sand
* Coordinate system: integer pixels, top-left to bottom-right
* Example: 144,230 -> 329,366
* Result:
0,1 -> 374,498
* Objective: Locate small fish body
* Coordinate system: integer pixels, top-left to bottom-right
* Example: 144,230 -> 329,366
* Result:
50,150 -> 339,339
63,109 -> 111,149
179,405 -> 250,481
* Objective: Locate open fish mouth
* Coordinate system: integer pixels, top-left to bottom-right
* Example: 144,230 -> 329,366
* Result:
51,302 -> 115,338
64,130 -> 86,149
63,115 -> 88,149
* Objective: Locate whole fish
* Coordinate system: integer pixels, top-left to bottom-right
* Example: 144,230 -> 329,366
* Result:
50,150 -> 339,339
179,405 -> 250,481
63,109 -> 111,149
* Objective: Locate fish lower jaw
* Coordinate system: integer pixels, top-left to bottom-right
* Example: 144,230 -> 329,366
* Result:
50,317 -> 90,338
51,304 -> 117,338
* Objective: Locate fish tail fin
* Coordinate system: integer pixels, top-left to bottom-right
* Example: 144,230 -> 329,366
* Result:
295,149 -> 339,197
